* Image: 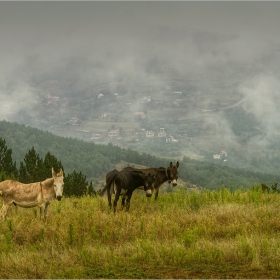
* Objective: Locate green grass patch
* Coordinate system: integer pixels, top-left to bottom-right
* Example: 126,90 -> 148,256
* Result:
1,189 -> 280,278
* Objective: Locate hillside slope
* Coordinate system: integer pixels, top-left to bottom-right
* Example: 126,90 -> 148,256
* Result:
1,120 -> 280,190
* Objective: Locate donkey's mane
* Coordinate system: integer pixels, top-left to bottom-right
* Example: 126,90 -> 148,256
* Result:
43,178 -> 54,187
157,167 -> 167,170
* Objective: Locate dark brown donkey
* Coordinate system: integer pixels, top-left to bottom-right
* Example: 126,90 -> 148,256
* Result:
100,170 -> 156,213
123,161 -> 179,199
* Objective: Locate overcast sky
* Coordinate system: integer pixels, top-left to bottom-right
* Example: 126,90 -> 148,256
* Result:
1,1 -> 280,132
1,1 -> 280,68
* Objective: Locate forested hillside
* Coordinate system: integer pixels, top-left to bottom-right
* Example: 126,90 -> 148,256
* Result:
0,120 -> 171,179
1,120 -> 280,190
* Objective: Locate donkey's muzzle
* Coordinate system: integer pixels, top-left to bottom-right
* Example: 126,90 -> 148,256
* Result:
146,190 -> 153,197
57,196 -> 62,201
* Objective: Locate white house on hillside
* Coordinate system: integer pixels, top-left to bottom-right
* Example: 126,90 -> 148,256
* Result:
141,96 -> 151,103
213,154 -> 221,159
166,135 -> 178,143
213,150 -> 228,159
108,130 -> 119,138
158,128 -> 166,137
146,131 -> 155,137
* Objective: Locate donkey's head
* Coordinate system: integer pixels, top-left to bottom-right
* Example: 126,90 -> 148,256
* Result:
52,167 -> 64,201
143,172 -> 156,197
167,161 -> 179,186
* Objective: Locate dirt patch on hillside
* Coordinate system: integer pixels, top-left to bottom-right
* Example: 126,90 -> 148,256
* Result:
114,160 -> 147,171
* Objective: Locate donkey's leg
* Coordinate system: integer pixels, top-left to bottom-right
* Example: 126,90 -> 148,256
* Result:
154,187 -> 159,200
121,196 -> 126,210
39,205 -> 45,220
107,182 -> 116,209
39,203 -> 48,221
125,192 -> 133,212
40,206 -> 43,218
107,188 -> 112,209
43,202 -> 51,221
113,190 -> 120,214
0,203 -> 11,219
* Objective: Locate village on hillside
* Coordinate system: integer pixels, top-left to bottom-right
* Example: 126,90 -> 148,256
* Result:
1,75 -> 253,168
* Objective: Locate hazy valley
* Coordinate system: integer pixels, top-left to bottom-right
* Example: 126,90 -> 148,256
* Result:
2,64 -> 280,176
1,2 -> 280,176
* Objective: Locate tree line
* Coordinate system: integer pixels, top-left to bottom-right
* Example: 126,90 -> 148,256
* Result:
0,138 -> 94,197
1,120 -> 280,192
0,120 -> 169,181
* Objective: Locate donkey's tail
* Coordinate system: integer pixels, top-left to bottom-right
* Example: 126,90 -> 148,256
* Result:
100,171 -> 118,196
99,184 -> 108,196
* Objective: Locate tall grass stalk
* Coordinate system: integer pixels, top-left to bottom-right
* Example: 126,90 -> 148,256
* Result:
0,188 -> 280,278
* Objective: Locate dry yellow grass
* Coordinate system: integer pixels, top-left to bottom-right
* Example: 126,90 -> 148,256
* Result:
0,187 -> 280,278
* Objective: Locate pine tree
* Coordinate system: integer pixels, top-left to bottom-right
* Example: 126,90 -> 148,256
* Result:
0,171 -> 8,181
0,137 -> 18,179
64,170 -> 88,197
19,147 -> 44,183
43,151 -> 64,178
87,181 -> 94,196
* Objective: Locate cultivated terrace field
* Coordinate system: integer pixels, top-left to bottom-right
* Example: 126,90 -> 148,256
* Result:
0,187 -> 280,278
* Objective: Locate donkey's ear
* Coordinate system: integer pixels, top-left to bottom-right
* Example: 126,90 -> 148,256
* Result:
52,167 -> 56,177
176,161 -> 179,168
170,162 -> 173,168
59,168 -> 64,177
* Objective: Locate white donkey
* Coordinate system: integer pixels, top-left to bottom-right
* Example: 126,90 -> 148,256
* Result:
0,167 -> 64,220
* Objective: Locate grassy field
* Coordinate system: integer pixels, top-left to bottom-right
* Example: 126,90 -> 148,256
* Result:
1,187 -> 280,278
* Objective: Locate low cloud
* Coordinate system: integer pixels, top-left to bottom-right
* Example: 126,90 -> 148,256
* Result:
1,1 -> 280,144
239,74 -> 280,132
